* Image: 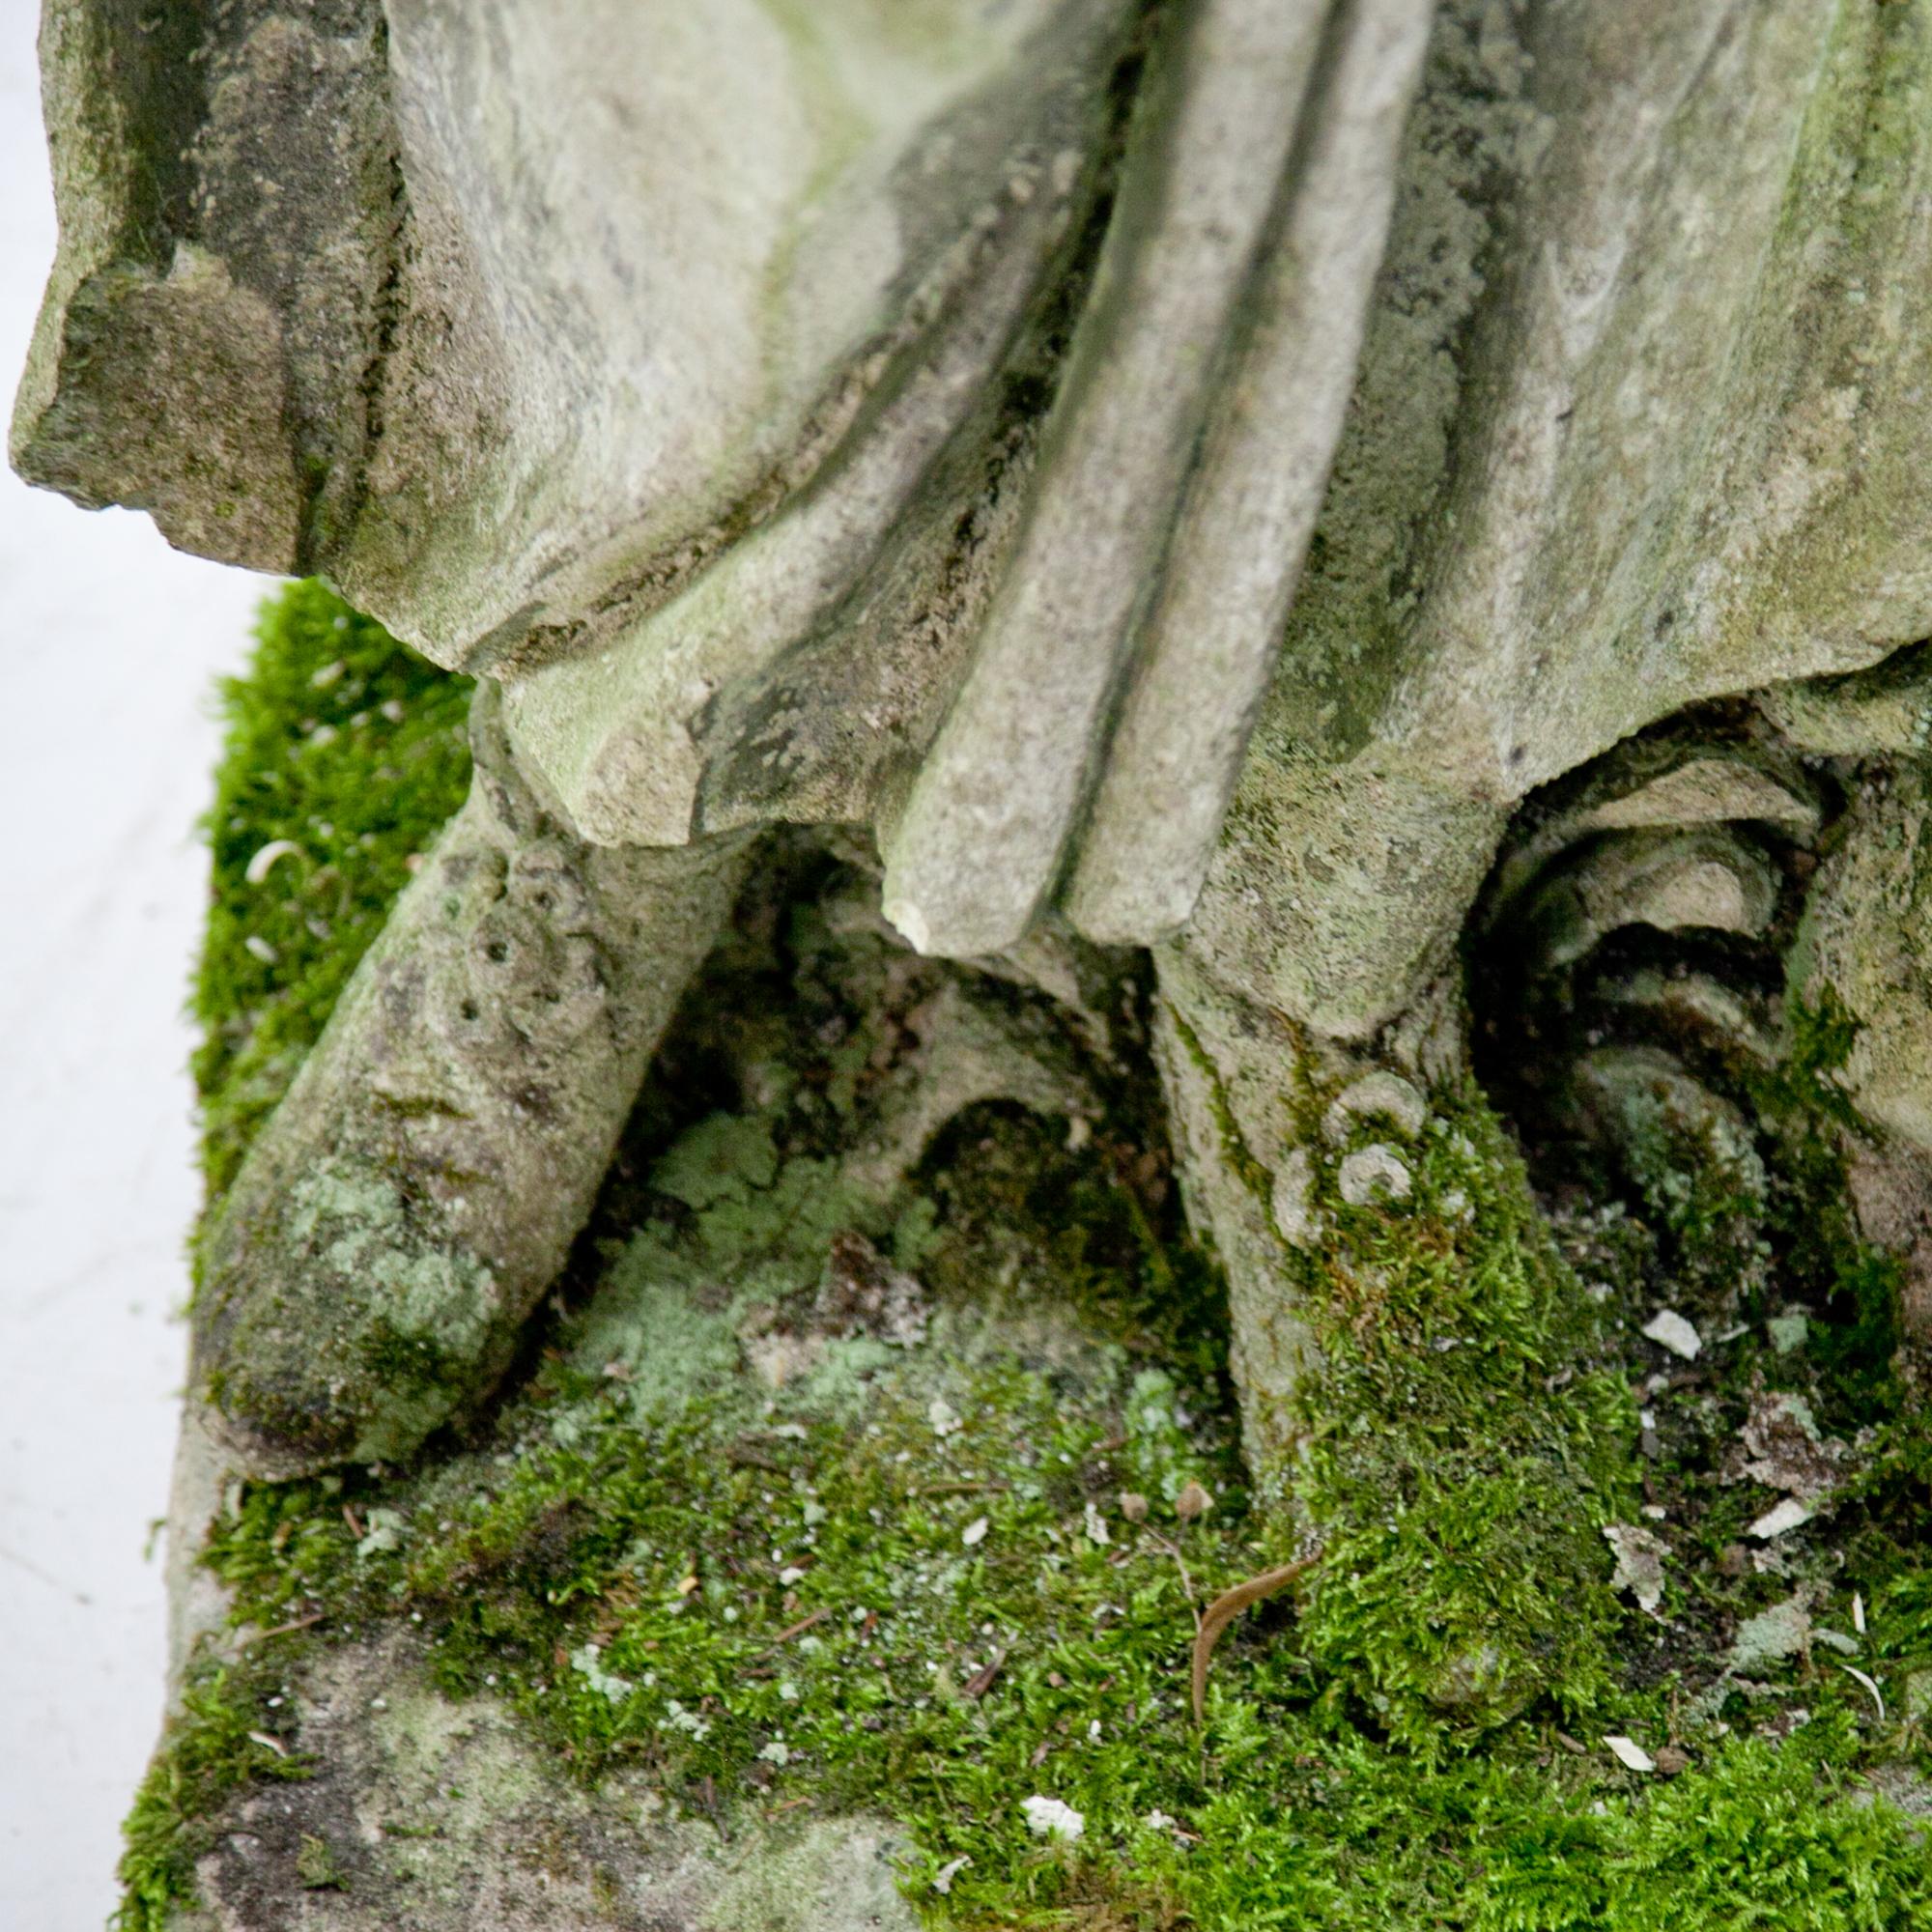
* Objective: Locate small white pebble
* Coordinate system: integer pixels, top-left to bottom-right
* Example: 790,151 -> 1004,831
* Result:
1021,1795 -> 1084,1843
1144,1809 -> 1178,1832
310,659 -> 346,688
1747,1496 -> 1814,1541
1641,1310 -> 1702,1360
1603,1735 -> 1655,1774
780,1566 -> 806,1585
243,935 -> 278,965
1853,1592 -> 1866,1635
962,1516 -> 989,1548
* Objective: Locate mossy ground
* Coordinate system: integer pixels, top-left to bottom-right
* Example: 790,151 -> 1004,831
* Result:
121,583 -> 1932,1929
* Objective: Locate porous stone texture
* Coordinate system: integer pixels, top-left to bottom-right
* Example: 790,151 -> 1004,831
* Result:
1179,0 -> 1932,1046
1153,0 -> 1932,1467
13,0 -> 1434,960
191,692 -> 753,1477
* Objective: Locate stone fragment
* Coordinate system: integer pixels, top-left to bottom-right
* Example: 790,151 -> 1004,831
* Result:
1603,1523 -> 1669,1616
1747,1497 -> 1816,1542
1021,1796 -> 1085,1842
1641,1310 -> 1703,1361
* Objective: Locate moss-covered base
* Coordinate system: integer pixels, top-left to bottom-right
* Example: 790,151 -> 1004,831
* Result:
120,584 -> 1932,1930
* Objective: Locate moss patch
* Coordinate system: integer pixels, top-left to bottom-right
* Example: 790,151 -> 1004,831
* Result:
132,586 -> 1932,1928
192,578 -> 471,1195
114,1644 -> 314,1932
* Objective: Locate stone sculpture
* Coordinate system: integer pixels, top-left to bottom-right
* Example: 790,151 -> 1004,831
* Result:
17,0 -> 1932,1919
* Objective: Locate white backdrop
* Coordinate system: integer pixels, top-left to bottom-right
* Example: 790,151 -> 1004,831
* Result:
0,1 -> 271,1921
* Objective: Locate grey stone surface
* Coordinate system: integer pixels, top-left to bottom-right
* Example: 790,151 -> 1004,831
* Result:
172,1635 -> 918,1932
14,0 -> 1433,963
192,693 -> 753,1478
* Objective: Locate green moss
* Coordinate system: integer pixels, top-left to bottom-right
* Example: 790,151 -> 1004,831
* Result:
113,1646 -> 315,1931
143,585 -> 1932,1928
1274,1081 -> 1637,1755
192,578 -> 471,1198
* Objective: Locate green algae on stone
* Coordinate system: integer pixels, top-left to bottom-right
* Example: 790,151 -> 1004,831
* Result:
1273,1078 -> 1639,1754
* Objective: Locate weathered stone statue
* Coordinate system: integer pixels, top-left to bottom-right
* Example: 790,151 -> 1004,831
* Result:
18,0 -> 1932,1924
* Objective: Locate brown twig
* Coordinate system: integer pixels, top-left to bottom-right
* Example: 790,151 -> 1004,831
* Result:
962,1647 -> 1008,1699
247,1611 -> 325,1644
755,1606 -> 829,1655
1190,1552 -> 1321,1724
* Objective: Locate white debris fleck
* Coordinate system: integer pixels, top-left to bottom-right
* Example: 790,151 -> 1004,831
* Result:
1641,1309 -> 1702,1359
1837,1663 -> 1886,1722
1767,1311 -> 1809,1355
1603,1522 -> 1669,1615
779,1566 -> 807,1585
932,1856 -> 973,1894
1083,1501 -> 1111,1547
1338,1144 -> 1411,1207
962,1516 -> 989,1548
244,838 -> 301,885
1021,1795 -> 1085,1842
1853,1592 -> 1866,1636
570,1643 -> 635,1703
1747,1496 -> 1815,1541
1144,1809 -> 1178,1832
1604,1735 -> 1656,1774
242,934 -> 279,965
928,1397 -> 962,1438
355,1507 -> 405,1558
758,1741 -> 791,1766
